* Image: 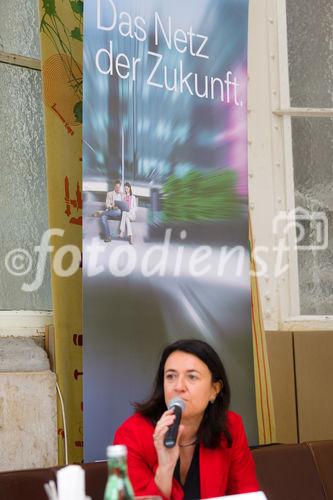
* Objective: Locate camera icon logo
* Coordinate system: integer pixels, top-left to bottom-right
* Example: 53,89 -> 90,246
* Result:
272,207 -> 328,251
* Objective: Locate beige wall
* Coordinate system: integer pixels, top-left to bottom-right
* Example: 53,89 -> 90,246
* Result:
266,331 -> 333,443
0,371 -> 57,471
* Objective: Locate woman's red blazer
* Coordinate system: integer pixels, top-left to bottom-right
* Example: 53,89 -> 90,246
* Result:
113,411 -> 259,499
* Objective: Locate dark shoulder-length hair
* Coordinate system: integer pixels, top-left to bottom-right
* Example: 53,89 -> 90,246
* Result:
124,182 -> 132,196
133,339 -> 232,448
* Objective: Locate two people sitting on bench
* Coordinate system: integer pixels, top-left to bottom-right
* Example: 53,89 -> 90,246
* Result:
100,180 -> 137,244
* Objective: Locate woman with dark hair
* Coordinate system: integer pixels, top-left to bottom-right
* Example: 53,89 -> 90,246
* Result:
119,181 -> 137,244
113,339 -> 259,499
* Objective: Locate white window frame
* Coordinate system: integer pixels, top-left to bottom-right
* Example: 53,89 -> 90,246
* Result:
248,0 -> 333,332
0,311 -> 53,338
0,51 -> 40,71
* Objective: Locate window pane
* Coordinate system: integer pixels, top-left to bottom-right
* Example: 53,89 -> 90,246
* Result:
0,63 -> 51,310
286,0 -> 333,108
291,117 -> 333,315
0,0 -> 40,59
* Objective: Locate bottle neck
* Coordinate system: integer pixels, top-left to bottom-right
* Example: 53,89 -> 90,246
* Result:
108,456 -> 128,475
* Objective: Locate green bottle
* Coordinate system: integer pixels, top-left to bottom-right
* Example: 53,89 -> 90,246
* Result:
104,445 -> 134,500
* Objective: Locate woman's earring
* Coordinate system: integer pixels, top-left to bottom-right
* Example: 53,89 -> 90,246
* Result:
210,398 -> 215,404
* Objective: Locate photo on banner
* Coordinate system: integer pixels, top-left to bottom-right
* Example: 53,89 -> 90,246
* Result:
83,0 -> 256,461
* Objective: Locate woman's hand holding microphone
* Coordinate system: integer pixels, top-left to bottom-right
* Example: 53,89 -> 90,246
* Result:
153,409 -> 184,498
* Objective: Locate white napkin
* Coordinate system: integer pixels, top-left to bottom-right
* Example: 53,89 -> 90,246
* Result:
206,493 -> 267,500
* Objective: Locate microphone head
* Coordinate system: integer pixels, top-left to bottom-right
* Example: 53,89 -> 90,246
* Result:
167,397 -> 185,412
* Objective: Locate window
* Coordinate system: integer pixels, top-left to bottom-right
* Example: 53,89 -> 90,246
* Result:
283,0 -> 333,317
248,0 -> 333,330
0,0 -> 51,310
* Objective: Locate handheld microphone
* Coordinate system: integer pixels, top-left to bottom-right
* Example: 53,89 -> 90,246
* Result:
163,397 -> 185,448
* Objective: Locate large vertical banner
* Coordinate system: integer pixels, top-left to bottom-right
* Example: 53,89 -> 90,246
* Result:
83,0 -> 256,460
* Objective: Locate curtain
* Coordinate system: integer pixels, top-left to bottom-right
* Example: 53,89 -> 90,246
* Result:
38,0 -> 83,464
